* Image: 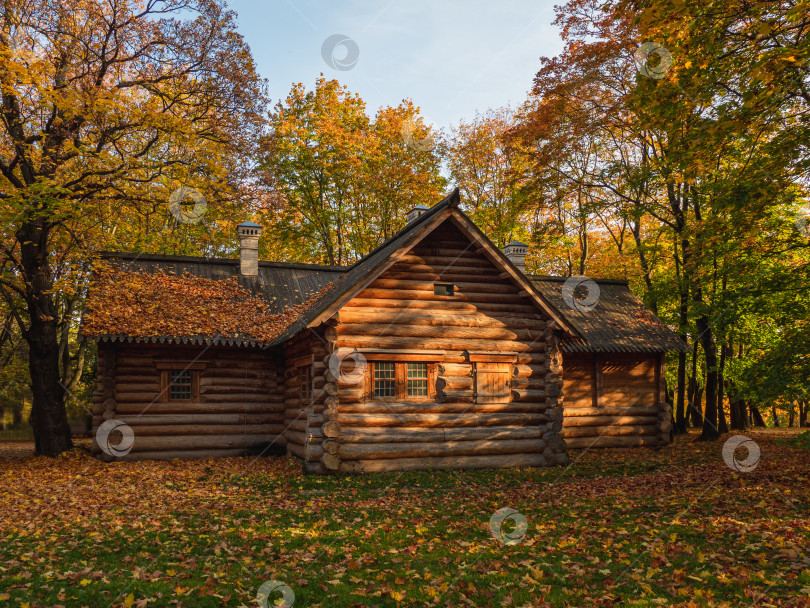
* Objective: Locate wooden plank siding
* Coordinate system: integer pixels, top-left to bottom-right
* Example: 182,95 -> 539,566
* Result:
91,344 -> 285,460
320,220 -> 568,473
561,352 -> 673,448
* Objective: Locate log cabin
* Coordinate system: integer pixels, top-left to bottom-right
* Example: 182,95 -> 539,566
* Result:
83,188 -> 686,472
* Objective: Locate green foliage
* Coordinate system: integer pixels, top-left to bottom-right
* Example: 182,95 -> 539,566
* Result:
778,431 -> 810,450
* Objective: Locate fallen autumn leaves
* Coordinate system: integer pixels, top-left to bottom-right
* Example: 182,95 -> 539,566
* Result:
0,430 -> 808,607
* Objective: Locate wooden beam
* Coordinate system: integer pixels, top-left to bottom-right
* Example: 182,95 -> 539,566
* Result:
154,361 -> 206,370
291,354 -> 314,368
467,351 -> 518,363
357,348 -> 446,362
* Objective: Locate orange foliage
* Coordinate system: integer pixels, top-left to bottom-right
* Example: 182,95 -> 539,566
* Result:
83,266 -> 332,345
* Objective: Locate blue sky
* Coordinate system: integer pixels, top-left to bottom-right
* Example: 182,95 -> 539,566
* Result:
227,0 -> 564,129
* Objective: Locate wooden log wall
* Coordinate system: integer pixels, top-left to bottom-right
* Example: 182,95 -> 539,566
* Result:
543,323 -> 568,464
91,345 -> 118,461
91,343 -> 285,460
561,352 -> 672,449
326,220 -> 567,473
282,330 -> 329,472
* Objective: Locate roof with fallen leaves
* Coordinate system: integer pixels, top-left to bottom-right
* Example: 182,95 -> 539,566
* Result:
83,265 -> 335,347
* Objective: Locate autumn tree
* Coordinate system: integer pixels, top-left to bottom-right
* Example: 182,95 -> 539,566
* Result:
513,0 -> 809,438
361,103 -> 446,243
443,109 -> 535,250
261,78 -> 445,265
0,0 -> 266,455
627,0 -> 810,437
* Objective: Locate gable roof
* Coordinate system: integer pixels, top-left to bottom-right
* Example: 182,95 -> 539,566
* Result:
268,188 -> 580,344
83,255 -> 345,347
531,276 -> 687,353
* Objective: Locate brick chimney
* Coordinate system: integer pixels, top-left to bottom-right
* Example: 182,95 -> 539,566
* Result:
237,221 -> 262,277
503,241 -> 528,273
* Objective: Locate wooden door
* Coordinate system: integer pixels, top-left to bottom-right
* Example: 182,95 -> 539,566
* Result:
475,362 -> 511,403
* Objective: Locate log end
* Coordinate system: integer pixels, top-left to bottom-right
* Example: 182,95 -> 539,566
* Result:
322,453 -> 340,471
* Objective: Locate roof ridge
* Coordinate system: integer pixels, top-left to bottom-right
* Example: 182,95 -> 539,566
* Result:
266,188 -> 463,345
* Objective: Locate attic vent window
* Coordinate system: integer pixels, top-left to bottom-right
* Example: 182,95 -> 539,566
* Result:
434,283 -> 454,297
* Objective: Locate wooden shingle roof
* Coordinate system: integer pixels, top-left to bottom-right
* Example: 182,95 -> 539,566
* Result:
531,276 -> 687,353
83,263 -> 338,347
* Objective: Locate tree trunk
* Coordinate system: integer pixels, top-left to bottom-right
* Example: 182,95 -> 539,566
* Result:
738,400 -> 749,429
726,341 -> 747,430
771,406 -> 780,427
695,316 -> 719,440
788,404 -> 795,428
673,237 -> 688,434
687,341 -> 702,427
800,401 -> 808,428
717,342 -> 728,434
683,193 -> 718,441
674,299 -> 687,434
19,220 -> 72,456
749,404 -> 766,427
729,394 -> 748,430
694,385 -> 704,427
26,317 -> 72,455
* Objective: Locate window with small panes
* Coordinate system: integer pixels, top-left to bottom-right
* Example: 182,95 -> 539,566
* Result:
368,361 -> 435,401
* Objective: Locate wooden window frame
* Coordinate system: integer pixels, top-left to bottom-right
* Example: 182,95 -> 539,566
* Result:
299,363 -> 313,404
467,351 -> 518,364
366,361 -> 436,401
157,365 -> 203,403
360,349 -> 445,362
292,355 -> 315,406
168,369 -> 194,401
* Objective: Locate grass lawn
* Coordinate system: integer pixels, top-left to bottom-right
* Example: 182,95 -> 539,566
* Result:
0,430 -> 808,607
